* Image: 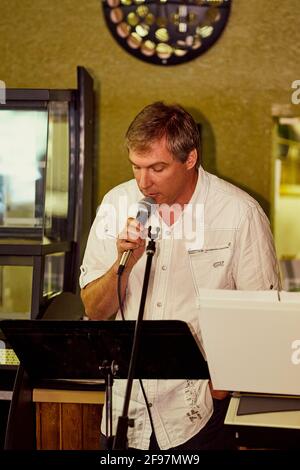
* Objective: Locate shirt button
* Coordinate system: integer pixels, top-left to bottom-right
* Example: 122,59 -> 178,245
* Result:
165,230 -> 171,236
148,403 -> 153,407
156,302 -> 162,307
162,265 -> 167,271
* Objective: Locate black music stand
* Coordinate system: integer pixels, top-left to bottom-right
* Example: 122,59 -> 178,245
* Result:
1,319 -> 210,449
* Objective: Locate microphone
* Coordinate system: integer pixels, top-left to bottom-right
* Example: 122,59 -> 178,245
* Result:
117,196 -> 155,275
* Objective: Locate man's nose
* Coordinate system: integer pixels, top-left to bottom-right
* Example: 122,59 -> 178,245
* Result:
139,169 -> 152,189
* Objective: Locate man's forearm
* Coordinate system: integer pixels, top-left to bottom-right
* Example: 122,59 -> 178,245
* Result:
81,260 -> 131,320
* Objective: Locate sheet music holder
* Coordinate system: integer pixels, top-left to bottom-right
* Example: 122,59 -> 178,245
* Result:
1,319 -> 209,383
1,319 -> 209,449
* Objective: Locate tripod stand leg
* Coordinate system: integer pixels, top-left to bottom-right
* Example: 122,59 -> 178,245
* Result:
105,372 -> 114,450
99,360 -> 120,450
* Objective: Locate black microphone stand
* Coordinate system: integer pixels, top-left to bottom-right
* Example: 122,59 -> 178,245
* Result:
113,227 -> 158,450
99,359 -> 119,450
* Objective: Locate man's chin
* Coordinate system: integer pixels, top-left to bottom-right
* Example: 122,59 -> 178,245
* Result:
144,193 -> 160,202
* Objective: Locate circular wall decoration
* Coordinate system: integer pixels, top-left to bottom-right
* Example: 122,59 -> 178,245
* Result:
102,0 -> 231,66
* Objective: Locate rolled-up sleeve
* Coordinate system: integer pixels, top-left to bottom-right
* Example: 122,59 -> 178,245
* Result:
232,205 -> 280,290
79,197 -> 118,289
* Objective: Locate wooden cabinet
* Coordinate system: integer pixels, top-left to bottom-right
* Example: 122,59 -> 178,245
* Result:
33,389 -> 104,450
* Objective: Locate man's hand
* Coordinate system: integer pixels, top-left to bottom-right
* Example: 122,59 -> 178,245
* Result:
117,218 -> 146,270
209,380 -> 229,400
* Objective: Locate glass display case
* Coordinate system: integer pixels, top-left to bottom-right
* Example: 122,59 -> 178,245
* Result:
0,66 -> 94,320
0,109 -> 48,235
271,104 -> 300,291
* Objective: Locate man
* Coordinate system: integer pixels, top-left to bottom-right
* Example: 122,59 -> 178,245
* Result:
80,102 -> 279,450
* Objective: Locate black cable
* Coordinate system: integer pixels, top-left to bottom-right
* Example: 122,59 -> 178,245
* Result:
117,270 -> 156,441
138,377 -> 156,437
117,272 -> 125,321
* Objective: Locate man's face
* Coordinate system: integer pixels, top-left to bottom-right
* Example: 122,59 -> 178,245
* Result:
129,138 -> 197,206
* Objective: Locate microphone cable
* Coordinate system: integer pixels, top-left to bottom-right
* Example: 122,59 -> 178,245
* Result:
117,272 -> 125,321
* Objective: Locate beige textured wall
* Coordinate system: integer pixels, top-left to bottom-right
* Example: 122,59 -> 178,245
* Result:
1,0 -> 299,214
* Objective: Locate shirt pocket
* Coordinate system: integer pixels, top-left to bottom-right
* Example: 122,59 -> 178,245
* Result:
188,243 -> 233,295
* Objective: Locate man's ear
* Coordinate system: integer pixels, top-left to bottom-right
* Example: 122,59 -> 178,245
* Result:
185,148 -> 198,170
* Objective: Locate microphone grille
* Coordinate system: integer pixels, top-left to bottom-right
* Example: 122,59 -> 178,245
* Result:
136,197 -> 155,225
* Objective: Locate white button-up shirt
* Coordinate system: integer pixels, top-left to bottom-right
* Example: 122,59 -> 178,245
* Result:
80,166 -> 279,449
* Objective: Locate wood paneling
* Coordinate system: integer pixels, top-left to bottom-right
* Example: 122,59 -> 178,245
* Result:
82,404 -> 102,450
61,403 -> 83,450
35,402 -> 103,450
36,402 -> 60,450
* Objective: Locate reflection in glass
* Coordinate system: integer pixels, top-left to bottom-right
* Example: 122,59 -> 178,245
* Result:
43,252 -> 65,297
277,117 -> 300,186
273,115 -> 300,261
44,102 -> 69,240
0,265 -> 32,319
0,110 -> 48,231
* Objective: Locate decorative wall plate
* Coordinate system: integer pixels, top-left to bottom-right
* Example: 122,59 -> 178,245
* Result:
102,0 -> 232,66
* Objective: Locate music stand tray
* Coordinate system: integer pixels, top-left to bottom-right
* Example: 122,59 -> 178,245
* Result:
1,319 -> 209,450
1,319 -> 209,384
